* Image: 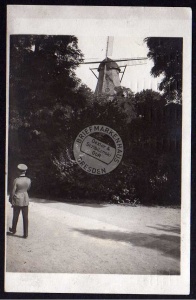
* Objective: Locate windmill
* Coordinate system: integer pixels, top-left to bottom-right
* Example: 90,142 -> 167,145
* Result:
80,36 -> 148,96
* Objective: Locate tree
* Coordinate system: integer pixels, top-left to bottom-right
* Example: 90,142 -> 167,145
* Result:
144,38 -> 182,103
131,89 -> 182,204
8,35 -> 92,193
9,35 -> 84,115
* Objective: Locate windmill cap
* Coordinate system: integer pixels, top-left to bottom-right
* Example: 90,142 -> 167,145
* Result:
17,164 -> 28,171
98,57 -> 120,72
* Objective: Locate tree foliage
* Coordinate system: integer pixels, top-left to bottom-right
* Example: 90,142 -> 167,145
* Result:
9,35 -> 86,120
131,89 -> 181,204
145,37 -> 182,103
8,35 -> 89,188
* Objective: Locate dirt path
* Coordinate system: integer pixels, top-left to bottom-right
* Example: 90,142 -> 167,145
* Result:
6,198 -> 180,274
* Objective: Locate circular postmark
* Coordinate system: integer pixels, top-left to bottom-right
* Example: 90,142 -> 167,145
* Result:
73,125 -> 123,175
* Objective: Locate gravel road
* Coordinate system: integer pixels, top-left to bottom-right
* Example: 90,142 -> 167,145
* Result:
6,198 -> 180,274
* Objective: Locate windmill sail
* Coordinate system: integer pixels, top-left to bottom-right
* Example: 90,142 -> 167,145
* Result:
106,36 -> 114,57
126,59 -> 147,66
80,36 -> 148,96
81,57 -> 147,64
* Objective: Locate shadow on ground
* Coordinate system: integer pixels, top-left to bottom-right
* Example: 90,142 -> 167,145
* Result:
147,224 -> 180,234
156,269 -> 180,275
73,229 -> 180,260
7,232 -> 24,238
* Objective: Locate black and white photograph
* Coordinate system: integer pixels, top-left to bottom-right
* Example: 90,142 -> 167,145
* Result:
5,6 -> 191,294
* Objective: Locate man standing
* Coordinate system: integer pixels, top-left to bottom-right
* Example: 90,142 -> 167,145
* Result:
9,164 -> 31,238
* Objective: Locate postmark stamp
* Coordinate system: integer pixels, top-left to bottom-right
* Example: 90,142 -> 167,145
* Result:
73,125 -> 124,175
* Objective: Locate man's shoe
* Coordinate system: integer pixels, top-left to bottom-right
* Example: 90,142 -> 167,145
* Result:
9,227 -> 16,234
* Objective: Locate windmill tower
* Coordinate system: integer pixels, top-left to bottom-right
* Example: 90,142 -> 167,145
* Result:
80,36 -> 147,97
95,37 -> 120,96
95,57 -> 121,96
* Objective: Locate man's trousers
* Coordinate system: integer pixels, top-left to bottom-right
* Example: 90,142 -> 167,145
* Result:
12,206 -> 28,236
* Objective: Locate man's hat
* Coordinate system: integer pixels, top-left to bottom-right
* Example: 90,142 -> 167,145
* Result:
17,164 -> 28,171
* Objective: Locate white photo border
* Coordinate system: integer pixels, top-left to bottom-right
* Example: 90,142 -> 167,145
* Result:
5,5 -> 192,294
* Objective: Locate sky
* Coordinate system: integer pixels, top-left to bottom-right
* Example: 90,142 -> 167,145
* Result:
75,36 -> 163,94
